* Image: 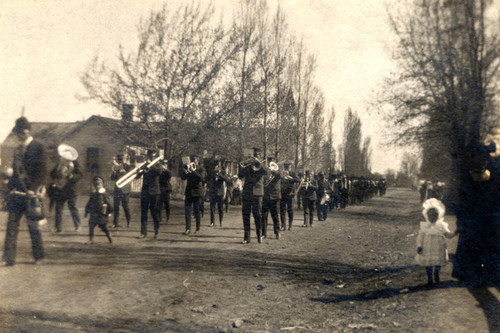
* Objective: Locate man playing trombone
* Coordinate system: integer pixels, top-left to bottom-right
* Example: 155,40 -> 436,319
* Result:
110,153 -> 132,228
238,148 -> 266,244
135,149 -> 162,239
181,155 -> 206,234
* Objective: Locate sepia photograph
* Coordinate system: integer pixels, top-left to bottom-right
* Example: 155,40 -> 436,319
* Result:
0,0 -> 499,331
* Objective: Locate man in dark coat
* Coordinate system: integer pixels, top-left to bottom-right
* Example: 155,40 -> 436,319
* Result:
110,153 -> 132,228
301,170 -> 317,227
262,160 -> 281,239
452,142 -> 500,285
207,166 -> 229,227
238,149 -> 266,244
316,172 -> 328,221
2,117 -> 46,266
280,169 -> 298,231
135,149 -> 162,239
50,144 -> 82,233
159,159 -> 172,223
181,155 -> 206,234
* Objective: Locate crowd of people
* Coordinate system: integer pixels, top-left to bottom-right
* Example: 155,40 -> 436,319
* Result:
2,116 -> 498,287
0,117 -> 388,265
418,179 -> 446,203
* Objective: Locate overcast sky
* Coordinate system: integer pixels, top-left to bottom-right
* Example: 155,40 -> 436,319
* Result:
0,0 -> 400,173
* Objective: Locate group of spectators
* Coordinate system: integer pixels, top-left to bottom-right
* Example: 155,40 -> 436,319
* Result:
418,179 -> 446,203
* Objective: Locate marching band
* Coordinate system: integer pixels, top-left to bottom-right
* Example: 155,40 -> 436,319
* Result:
0,118 -> 387,254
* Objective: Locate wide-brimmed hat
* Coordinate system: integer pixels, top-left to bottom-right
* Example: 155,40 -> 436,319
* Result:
57,144 -> 79,161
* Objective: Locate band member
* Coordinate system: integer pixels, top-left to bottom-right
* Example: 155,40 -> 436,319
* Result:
238,148 -> 266,244
339,175 -> 348,209
181,155 -> 206,234
296,172 -> 304,210
84,176 -> 113,244
231,175 -> 243,205
110,154 -> 131,228
316,172 -> 328,221
207,165 -> 229,227
262,160 -> 282,239
280,168 -> 298,231
2,117 -> 46,266
159,159 -> 172,223
136,149 -> 162,239
301,170 -> 317,227
50,143 -> 82,233
224,174 -> 233,213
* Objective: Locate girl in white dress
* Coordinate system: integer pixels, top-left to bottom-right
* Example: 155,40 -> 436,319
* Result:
415,198 -> 457,285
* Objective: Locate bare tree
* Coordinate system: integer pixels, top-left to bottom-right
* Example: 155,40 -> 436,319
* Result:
384,0 -> 499,184
342,108 -> 363,176
81,2 -> 239,157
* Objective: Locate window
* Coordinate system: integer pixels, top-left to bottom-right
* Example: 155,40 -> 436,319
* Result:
87,147 -> 99,172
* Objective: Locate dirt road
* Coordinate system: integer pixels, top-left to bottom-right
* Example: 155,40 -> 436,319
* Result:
0,188 -> 498,332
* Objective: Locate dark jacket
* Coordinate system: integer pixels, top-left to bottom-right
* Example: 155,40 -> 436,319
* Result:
159,169 -> 172,192
85,189 -> 113,224
111,162 -> 132,194
303,178 -> 318,201
136,162 -> 162,196
207,172 -> 229,197
238,166 -> 266,198
9,139 -> 46,192
264,170 -> 281,200
181,166 -> 206,198
281,175 -> 298,198
50,160 -> 82,197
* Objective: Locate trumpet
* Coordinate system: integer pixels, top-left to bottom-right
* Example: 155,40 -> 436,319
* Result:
116,155 -> 163,189
183,162 -> 197,173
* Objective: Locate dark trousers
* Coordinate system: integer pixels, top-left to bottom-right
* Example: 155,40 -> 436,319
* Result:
241,196 -> 262,241
185,196 -> 202,231
159,190 -> 171,222
3,194 -> 44,265
297,192 -> 303,209
113,193 -> 130,226
140,193 -> 160,236
262,198 -> 280,236
303,198 -> 315,226
89,216 -> 112,242
210,194 -> 224,224
280,195 -> 294,229
55,195 -> 81,232
317,202 -> 328,221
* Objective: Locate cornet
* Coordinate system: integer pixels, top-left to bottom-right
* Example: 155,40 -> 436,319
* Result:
183,162 -> 197,173
116,155 -> 163,189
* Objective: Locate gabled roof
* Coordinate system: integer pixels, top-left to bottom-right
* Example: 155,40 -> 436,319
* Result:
2,121 -> 82,148
1,115 -> 152,148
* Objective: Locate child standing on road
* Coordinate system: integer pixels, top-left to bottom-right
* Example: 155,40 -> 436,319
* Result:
84,176 -> 113,244
415,198 -> 457,285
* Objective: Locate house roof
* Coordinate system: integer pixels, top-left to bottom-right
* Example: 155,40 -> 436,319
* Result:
1,115 -> 158,149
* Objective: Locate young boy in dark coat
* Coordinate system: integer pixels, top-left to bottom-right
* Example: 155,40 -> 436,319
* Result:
85,176 -> 113,244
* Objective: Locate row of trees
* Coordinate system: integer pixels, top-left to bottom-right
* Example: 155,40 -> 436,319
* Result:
383,0 -> 499,197
80,0 -> 372,176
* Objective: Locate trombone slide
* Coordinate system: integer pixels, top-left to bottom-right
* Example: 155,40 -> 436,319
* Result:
116,155 -> 163,189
